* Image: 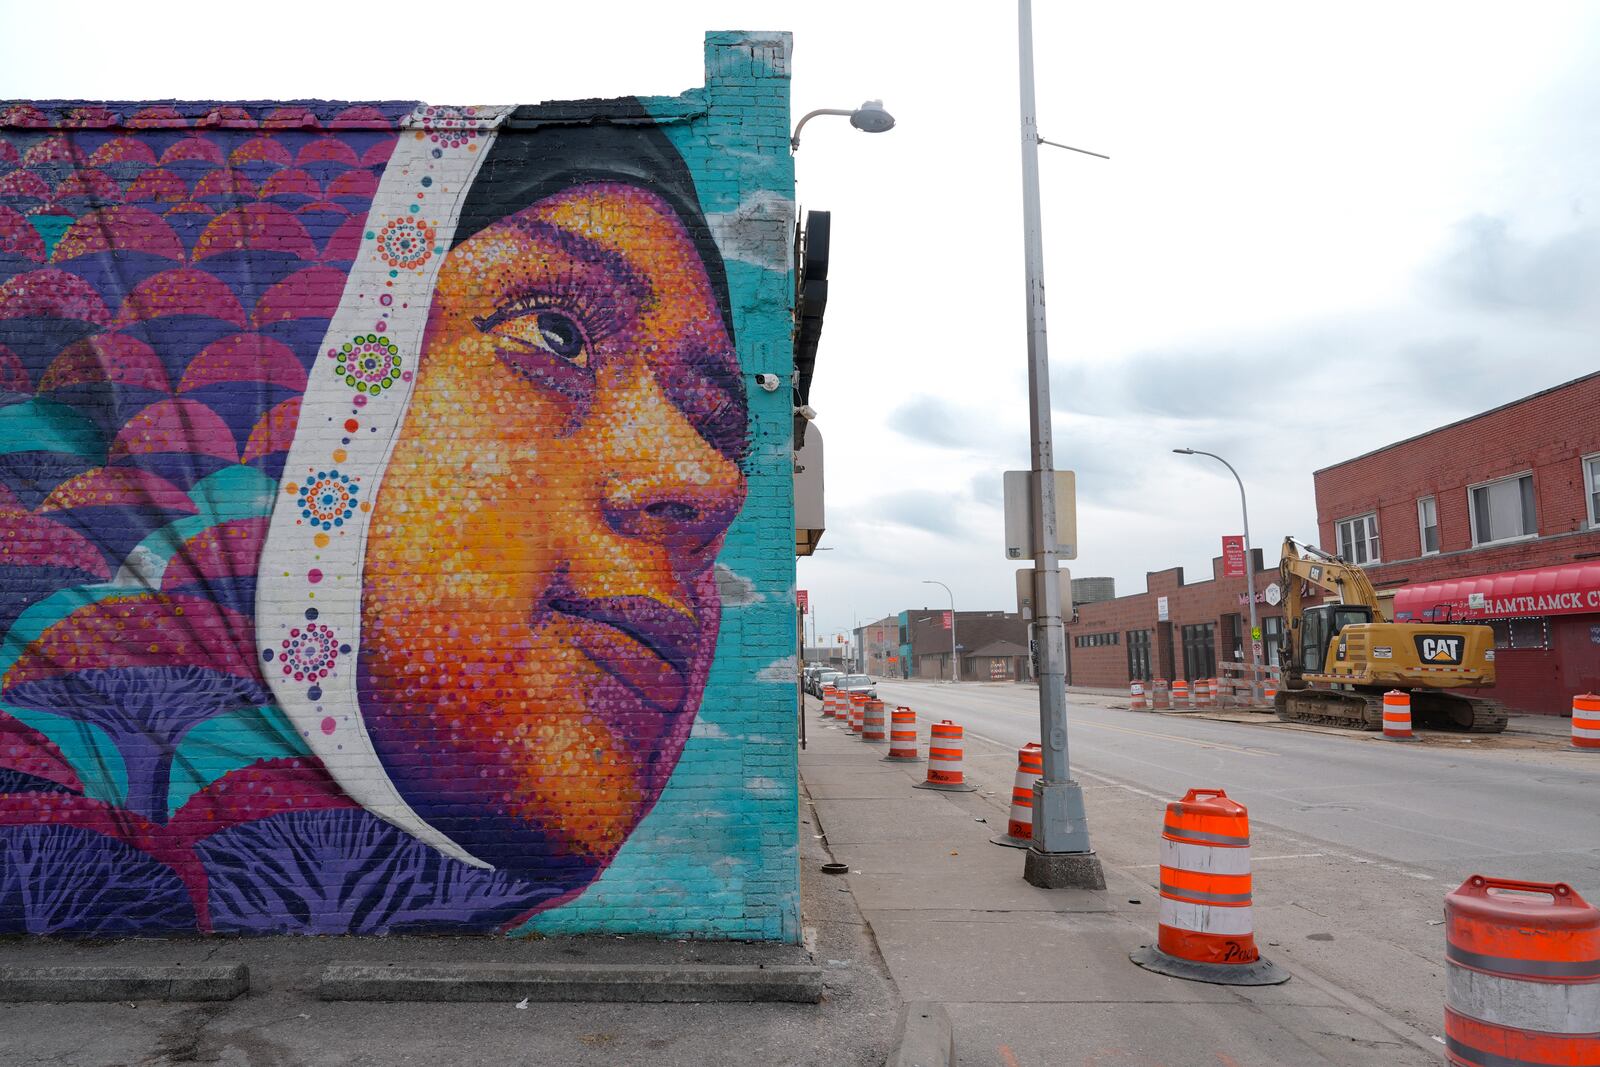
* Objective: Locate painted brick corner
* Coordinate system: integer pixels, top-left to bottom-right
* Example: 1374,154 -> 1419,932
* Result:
0,30 -> 800,940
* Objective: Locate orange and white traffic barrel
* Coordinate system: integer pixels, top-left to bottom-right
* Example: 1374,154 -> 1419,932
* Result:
1444,875 -> 1600,1067
820,685 -> 838,719
882,707 -> 921,763
1130,787 -> 1287,985
1383,690 -> 1415,741
1130,682 -> 1147,711
849,693 -> 866,735
862,699 -> 888,743
1573,694 -> 1600,750
1264,682 -> 1277,705
1173,679 -> 1190,709
1154,680 -> 1170,710
914,720 -> 976,793
992,743 -> 1044,848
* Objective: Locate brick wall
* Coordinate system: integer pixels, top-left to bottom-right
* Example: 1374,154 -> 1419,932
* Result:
1313,372 -> 1600,584
0,31 -> 801,940
1065,551 -> 1313,688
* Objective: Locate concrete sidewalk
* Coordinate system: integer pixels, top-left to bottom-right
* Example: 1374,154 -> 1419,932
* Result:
800,696 -> 1444,1067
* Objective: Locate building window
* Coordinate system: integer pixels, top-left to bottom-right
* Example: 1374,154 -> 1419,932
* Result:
1469,472 -> 1536,546
1126,629 -> 1152,681
1417,496 -> 1439,555
1262,616 -> 1284,667
1586,454 -> 1600,529
1336,513 -> 1380,564
1180,623 -> 1216,681
1487,618 -> 1549,650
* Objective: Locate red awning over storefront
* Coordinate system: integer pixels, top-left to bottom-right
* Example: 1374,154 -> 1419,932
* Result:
1393,562 -> 1600,622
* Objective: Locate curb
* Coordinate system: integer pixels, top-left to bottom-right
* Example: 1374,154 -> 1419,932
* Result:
0,963 -> 248,1002
317,962 -> 823,1003
886,1001 -> 954,1067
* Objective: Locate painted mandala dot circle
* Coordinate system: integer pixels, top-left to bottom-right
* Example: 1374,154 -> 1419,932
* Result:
308,568 -> 323,584
320,716 -> 336,735
297,469 -> 359,526
333,334 -> 403,394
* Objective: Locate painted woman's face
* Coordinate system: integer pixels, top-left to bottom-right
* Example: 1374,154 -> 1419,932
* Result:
358,183 -> 747,877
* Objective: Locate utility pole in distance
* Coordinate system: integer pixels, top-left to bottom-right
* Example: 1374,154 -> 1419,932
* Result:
923,579 -> 957,682
1016,0 -> 1104,890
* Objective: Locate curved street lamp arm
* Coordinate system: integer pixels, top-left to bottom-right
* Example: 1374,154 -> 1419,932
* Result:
790,108 -> 854,150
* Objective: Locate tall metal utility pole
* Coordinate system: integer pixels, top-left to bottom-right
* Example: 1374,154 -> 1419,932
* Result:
1017,0 -> 1104,889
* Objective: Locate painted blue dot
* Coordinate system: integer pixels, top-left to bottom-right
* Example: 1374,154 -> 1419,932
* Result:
408,203 -> 420,213
431,148 -> 442,158
262,648 -> 274,662
307,685 -> 323,701
389,270 -> 398,278
304,608 -> 319,621
339,644 -> 352,655
421,176 -> 433,187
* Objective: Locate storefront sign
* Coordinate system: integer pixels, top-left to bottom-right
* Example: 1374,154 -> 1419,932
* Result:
1222,535 -> 1246,578
1157,596 -> 1169,622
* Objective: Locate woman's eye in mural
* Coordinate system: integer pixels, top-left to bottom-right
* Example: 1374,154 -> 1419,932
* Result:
474,302 -> 592,367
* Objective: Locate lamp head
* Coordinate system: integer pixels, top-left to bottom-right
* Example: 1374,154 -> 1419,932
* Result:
850,100 -> 896,134
1173,448 -> 1196,455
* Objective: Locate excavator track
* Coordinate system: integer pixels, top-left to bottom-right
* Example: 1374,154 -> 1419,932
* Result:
1274,689 -> 1508,733
1411,693 -> 1510,734
1274,689 -> 1383,730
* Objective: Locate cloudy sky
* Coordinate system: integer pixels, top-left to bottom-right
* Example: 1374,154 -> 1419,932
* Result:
5,1 -> 1597,646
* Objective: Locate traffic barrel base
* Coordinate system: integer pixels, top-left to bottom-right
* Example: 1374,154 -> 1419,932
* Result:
991,743 -> 1043,849
882,707 -> 922,762
914,720 -> 977,793
1129,944 -> 1288,986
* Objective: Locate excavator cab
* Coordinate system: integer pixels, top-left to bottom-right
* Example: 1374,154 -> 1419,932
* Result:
1298,603 -> 1374,673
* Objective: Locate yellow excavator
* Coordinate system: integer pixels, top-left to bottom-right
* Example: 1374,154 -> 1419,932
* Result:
1276,536 -> 1507,733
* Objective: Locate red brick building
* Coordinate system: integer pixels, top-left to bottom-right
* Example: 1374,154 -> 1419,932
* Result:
1065,551 -> 1317,689
1313,371 -> 1600,715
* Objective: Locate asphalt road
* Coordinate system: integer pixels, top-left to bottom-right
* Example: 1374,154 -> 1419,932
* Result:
874,679 -> 1600,892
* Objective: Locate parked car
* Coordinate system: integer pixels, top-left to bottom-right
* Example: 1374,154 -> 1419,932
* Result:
834,674 -> 877,700
814,669 -> 843,696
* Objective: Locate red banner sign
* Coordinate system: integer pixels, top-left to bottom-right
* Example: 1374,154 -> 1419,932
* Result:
942,611 -> 952,630
797,589 -> 808,613
1222,535 -> 1246,578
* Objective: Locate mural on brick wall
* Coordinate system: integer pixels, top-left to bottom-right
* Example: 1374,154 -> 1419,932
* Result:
0,72 -> 795,937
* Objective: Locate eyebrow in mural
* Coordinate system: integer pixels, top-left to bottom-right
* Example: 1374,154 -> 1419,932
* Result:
0,90 -> 756,936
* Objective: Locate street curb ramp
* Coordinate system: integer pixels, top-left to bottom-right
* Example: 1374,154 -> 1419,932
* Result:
887,1001 -> 954,1067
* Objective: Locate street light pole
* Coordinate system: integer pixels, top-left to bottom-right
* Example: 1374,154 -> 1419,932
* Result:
1017,0 -> 1103,889
1174,448 -> 1262,699
922,580 -> 957,682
